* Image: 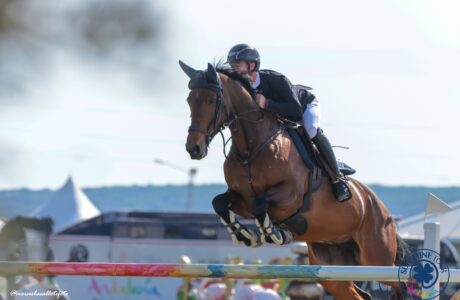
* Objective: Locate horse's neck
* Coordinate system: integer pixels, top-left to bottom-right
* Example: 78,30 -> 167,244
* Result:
224,80 -> 279,155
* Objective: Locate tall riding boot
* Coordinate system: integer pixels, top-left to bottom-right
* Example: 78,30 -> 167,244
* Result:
312,128 -> 352,202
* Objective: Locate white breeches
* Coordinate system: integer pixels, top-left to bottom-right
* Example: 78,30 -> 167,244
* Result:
301,97 -> 320,138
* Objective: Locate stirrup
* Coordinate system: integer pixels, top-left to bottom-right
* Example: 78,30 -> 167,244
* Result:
331,178 -> 352,202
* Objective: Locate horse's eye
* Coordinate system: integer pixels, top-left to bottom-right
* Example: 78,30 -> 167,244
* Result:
208,98 -> 216,105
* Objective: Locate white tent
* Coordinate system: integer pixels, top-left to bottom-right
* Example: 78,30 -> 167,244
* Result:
32,176 -> 100,233
397,199 -> 460,243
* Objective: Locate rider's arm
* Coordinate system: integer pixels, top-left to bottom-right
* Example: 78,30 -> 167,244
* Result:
264,75 -> 303,121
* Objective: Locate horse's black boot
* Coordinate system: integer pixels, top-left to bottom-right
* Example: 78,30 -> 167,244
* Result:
213,193 -> 262,247
312,128 -> 352,202
212,193 -> 231,223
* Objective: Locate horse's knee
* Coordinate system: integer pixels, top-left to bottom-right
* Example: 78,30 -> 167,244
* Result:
252,196 -> 269,221
212,193 -> 230,220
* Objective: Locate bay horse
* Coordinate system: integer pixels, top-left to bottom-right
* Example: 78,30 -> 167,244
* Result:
179,61 -> 406,300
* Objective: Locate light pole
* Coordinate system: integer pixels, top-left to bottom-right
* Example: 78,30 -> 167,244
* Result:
153,158 -> 197,210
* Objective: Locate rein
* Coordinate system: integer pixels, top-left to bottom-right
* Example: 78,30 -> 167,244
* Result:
187,73 -> 270,161
188,71 -> 287,195
203,84 -> 281,165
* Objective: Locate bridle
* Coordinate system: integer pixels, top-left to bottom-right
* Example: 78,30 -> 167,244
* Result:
185,67 -> 287,196
181,60 -> 266,148
187,78 -> 228,147
188,71 -> 283,165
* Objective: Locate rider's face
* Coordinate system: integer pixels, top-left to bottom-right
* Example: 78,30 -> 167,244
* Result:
230,61 -> 255,75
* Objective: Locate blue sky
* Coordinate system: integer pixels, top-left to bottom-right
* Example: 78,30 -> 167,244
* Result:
0,0 -> 459,189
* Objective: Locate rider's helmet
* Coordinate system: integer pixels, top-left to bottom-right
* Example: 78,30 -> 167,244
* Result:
227,43 -> 260,71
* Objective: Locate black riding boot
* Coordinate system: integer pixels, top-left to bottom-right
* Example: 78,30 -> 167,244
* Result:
312,128 -> 352,202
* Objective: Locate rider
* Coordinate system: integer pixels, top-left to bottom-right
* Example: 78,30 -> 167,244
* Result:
227,43 -> 352,202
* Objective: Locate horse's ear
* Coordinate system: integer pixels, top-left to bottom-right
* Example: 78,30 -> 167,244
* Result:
179,60 -> 197,79
207,63 -> 219,84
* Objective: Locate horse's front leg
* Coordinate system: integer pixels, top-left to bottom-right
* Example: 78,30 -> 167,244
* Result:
212,192 -> 263,248
253,195 -> 294,245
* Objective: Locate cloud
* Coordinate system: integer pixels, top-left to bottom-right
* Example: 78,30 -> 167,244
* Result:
0,0 -> 171,101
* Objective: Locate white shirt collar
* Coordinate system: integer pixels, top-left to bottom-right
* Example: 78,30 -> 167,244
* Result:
251,72 -> 260,89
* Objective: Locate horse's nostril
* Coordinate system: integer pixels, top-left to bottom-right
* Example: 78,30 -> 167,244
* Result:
191,145 -> 201,155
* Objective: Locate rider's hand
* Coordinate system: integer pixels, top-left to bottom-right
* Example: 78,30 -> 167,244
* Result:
255,94 -> 267,109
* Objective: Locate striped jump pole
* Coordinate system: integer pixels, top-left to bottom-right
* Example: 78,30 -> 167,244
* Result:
0,262 -> 459,282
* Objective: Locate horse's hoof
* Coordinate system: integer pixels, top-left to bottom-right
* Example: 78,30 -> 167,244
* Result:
282,230 -> 294,245
269,232 -> 284,245
230,234 -> 241,246
266,230 -> 293,245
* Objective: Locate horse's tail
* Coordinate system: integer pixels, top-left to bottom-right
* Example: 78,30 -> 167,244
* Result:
394,233 -> 410,266
394,233 -> 411,299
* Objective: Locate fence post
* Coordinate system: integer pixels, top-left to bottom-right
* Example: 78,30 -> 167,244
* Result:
423,221 -> 440,300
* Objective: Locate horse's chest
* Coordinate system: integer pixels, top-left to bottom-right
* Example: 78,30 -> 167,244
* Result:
225,164 -> 251,189
224,161 -> 280,195
223,137 -> 290,192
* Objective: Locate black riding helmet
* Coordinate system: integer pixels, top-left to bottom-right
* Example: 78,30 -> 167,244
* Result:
227,43 -> 260,71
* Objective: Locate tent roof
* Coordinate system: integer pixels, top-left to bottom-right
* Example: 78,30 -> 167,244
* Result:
32,176 -> 100,233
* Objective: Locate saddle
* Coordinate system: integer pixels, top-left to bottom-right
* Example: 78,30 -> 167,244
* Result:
286,126 -> 356,177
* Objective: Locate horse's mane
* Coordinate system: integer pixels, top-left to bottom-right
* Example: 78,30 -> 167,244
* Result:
215,61 -> 255,98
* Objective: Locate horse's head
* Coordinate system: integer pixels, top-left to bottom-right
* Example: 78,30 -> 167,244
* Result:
179,61 -> 226,159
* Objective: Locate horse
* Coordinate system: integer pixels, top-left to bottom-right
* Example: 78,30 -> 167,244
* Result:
179,61 -> 407,300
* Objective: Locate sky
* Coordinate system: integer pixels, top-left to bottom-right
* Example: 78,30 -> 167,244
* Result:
1,0 -> 460,189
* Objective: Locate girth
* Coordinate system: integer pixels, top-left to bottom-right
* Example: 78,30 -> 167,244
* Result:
276,165 -> 322,235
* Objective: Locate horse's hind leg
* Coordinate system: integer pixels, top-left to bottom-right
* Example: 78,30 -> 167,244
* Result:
356,234 -> 405,299
353,196 -> 405,299
212,192 -> 262,248
308,244 -> 369,300
252,195 -> 293,245
356,235 -> 405,299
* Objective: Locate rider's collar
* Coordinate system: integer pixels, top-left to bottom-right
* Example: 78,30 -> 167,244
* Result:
251,72 -> 260,90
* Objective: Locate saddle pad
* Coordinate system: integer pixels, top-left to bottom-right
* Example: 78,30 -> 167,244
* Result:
286,127 -> 356,176
286,127 -> 315,169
